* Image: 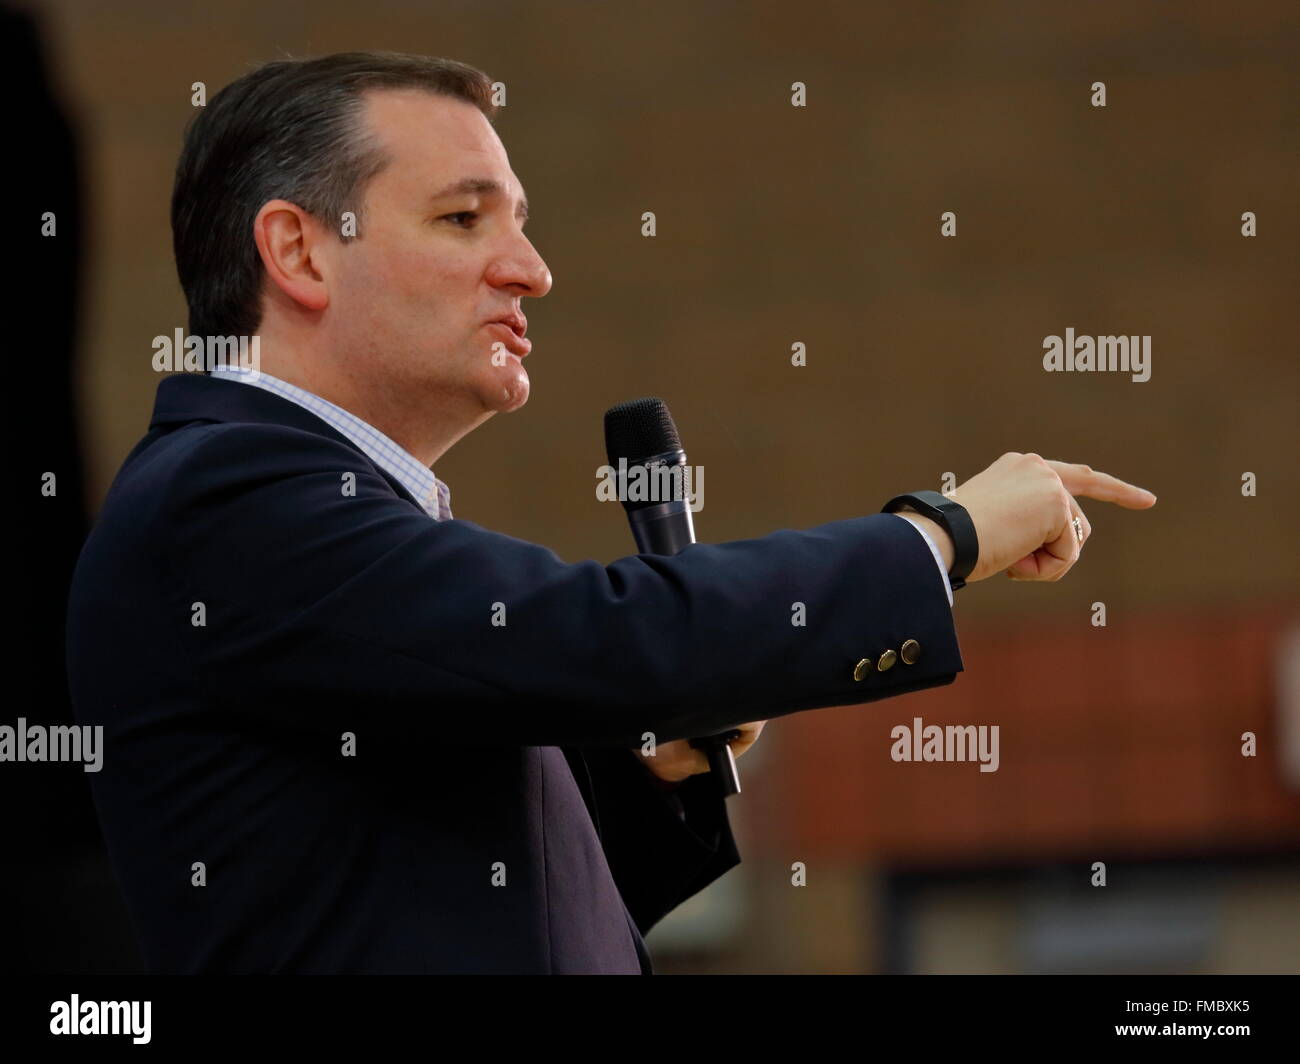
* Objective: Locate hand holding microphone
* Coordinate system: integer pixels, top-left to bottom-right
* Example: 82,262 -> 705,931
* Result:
603,397 -> 746,798
633,720 -> 768,785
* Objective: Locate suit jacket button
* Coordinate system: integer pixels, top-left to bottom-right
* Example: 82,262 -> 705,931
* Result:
878,649 -> 898,671
900,639 -> 920,664
853,658 -> 874,682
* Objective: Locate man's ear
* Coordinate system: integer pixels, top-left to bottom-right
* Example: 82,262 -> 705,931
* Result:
252,199 -> 331,315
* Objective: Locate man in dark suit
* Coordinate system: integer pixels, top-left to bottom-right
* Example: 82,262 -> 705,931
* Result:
66,52 -> 1154,973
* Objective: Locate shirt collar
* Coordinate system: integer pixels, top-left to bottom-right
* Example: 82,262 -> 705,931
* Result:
209,366 -> 451,520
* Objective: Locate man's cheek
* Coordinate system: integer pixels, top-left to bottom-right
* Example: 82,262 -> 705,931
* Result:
393,258 -> 451,305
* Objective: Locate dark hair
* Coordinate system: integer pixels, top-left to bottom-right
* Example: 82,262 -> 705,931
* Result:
171,51 -> 498,338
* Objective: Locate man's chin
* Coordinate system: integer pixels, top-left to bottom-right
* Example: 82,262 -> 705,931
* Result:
479,364 -> 530,414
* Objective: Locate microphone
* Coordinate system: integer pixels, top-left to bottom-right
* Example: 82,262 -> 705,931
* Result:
603,397 -> 742,798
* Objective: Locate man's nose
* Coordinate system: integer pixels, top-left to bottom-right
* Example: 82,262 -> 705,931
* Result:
489,235 -> 552,298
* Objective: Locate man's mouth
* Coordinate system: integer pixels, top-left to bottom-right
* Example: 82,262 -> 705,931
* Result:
486,315 -> 530,357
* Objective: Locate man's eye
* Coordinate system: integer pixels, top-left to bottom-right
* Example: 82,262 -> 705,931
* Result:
443,211 -> 478,227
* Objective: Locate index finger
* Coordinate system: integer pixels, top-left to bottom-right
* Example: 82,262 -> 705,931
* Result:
1045,461 -> 1157,509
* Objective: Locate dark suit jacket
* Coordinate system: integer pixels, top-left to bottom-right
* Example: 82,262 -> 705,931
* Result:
65,373 -> 964,973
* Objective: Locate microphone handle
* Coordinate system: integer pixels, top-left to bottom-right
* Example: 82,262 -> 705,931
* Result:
628,500 -> 743,798
692,729 -> 743,798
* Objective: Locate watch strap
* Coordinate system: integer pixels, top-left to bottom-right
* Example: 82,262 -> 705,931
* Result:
881,489 -> 979,591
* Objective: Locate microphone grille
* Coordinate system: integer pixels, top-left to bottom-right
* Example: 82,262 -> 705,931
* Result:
603,397 -> 682,464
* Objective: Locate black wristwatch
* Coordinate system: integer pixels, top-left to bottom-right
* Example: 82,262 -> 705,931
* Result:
881,489 -> 979,591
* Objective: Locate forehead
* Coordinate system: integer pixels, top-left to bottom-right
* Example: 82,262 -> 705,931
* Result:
360,87 -> 517,190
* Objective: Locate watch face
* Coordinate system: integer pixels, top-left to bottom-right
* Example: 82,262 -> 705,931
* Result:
902,492 -> 939,517
922,491 -> 961,515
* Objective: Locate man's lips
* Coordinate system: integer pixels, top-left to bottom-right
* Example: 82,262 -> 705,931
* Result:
485,321 -> 531,357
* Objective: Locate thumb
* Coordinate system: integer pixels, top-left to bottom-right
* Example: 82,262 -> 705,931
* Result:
1006,546 -> 1072,581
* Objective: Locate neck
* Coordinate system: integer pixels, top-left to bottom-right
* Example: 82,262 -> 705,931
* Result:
253,330 -> 489,467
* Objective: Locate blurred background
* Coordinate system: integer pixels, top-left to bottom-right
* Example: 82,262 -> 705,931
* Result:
13,0 -> 1299,973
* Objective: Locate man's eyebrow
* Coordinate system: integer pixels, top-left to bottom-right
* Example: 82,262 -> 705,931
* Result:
431,177 -> 529,221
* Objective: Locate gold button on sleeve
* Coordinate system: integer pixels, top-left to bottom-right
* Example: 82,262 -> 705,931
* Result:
900,639 -> 920,664
853,658 -> 873,682
878,649 -> 898,671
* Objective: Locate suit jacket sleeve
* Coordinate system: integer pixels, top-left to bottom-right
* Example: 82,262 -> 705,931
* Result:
149,421 -> 963,747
